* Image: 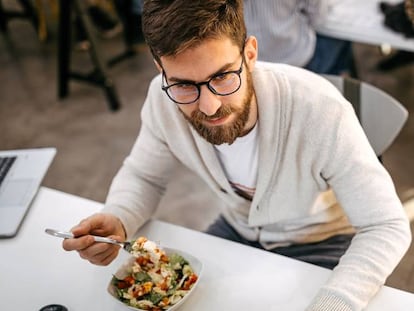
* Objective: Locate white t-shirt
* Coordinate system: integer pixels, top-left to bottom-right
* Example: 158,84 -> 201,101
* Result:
214,122 -> 259,200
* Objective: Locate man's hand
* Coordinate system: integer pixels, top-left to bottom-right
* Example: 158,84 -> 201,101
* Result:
62,213 -> 126,266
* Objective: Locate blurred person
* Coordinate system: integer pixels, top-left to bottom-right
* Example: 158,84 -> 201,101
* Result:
377,0 -> 414,70
243,0 -> 354,75
407,0 -> 414,23
380,0 -> 414,37
62,1 -> 411,310
75,0 -> 122,51
74,0 -> 147,53
113,0 -> 146,52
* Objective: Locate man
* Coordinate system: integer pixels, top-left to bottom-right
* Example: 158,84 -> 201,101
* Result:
377,0 -> 414,70
243,0 -> 354,75
408,0 -> 414,23
63,1 -> 411,310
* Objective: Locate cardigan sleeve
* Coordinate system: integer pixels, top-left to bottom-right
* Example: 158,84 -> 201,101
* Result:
102,79 -> 180,239
307,95 -> 411,310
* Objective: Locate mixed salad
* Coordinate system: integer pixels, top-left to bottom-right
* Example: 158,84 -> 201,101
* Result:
111,237 -> 198,311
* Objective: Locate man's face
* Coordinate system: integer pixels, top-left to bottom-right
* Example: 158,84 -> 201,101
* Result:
160,37 -> 258,145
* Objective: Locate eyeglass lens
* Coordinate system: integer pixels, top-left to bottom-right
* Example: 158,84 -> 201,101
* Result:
167,72 -> 241,104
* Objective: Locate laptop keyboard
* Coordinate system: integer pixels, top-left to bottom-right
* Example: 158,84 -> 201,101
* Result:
0,156 -> 17,186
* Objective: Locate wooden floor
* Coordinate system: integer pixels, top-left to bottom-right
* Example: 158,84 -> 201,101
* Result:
1,9 -> 413,293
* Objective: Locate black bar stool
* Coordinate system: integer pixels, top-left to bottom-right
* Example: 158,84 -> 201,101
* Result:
58,0 -> 120,111
0,0 -> 38,33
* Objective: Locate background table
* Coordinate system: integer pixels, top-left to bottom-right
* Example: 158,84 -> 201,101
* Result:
317,0 -> 414,52
1,187 -> 414,310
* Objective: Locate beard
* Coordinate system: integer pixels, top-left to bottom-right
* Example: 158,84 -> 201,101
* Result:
182,70 -> 255,145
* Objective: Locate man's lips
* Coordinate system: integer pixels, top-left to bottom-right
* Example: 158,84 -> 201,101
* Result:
203,115 -> 230,126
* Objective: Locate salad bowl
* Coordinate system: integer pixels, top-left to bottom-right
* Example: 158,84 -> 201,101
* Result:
107,247 -> 203,311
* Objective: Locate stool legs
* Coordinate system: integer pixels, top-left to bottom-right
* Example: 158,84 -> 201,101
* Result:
57,0 -> 121,111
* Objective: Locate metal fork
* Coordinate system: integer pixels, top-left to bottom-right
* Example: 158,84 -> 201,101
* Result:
45,228 -> 133,252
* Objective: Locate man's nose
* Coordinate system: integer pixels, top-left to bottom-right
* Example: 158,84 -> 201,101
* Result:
197,85 -> 222,116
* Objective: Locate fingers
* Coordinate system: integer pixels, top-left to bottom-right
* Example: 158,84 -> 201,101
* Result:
62,235 -> 120,266
62,212 -> 125,266
70,213 -> 107,237
70,213 -> 126,239
62,234 -> 94,252
78,242 -> 120,266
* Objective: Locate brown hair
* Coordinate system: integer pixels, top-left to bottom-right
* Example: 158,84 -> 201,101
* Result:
142,0 -> 246,64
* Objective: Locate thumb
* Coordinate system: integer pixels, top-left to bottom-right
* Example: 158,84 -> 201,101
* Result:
70,213 -> 106,237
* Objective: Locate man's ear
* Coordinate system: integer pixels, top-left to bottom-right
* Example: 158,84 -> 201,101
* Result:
244,36 -> 258,71
153,59 -> 163,73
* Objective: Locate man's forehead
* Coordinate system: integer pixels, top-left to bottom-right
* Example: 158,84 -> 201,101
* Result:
160,39 -> 241,81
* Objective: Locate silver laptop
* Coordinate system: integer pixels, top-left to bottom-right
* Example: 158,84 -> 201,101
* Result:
0,147 -> 56,238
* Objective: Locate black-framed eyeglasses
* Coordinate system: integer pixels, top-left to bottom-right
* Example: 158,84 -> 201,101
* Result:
161,58 -> 244,105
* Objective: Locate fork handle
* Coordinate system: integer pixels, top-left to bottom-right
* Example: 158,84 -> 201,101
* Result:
92,235 -> 122,246
45,228 -> 122,246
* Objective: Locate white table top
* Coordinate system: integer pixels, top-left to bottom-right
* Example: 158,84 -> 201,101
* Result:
1,187 -> 414,310
317,0 -> 414,52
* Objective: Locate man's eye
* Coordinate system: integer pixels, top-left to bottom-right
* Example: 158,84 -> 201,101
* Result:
175,83 -> 195,90
212,73 -> 230,82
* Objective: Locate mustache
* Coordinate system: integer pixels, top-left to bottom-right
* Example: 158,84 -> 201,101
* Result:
191,105 -> 234,122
